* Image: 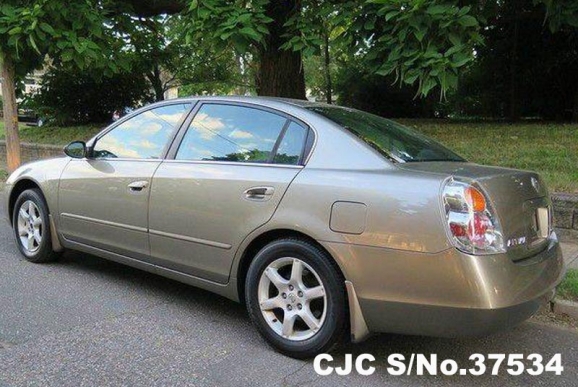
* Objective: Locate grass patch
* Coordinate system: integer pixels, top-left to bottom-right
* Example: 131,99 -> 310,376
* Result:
17,124 -> 103,145
0,120 -> 102,146
402,120 -> 578,193
0,168 -> 6,192
2,118 -> 578,192
557,269 -> 578,302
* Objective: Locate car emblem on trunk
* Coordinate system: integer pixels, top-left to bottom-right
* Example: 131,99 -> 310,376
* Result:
531,177 -> 540,192
507,236 -> 527,247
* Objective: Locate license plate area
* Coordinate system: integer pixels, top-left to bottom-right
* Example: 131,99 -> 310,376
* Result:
534,207 -> 550,239
525,197 -> 550,249
509,199 -> 551,262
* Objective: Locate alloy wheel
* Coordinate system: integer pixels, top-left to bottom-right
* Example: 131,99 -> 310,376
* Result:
258,257 -> 327,341
17,200 -> 43,253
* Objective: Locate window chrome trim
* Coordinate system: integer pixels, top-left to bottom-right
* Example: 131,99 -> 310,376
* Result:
71,158 -> 162,163
161,159 -> 304,169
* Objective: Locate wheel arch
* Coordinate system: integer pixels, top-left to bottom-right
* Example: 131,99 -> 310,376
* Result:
235,228 -> 347,306
8,178 -> 43,225
235,228 -> 372,344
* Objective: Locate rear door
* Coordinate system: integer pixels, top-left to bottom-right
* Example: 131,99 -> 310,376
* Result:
148,102 -> 312,283
58,103 -> 192,258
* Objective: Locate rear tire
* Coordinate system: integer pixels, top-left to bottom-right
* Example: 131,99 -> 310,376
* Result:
245,238 -> 346,359
12,189 -> 59,263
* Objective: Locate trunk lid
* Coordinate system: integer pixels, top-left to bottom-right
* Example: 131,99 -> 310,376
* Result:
400,162 -> 552,261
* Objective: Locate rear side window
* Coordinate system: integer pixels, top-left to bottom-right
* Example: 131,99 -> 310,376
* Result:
94,104 -> 190,159
274,121 -> 308,165
176,104 -> 290,163
308,106 -> 464,163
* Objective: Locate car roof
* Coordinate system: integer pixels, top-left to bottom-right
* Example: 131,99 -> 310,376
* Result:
165,95 -> 332,110
92,94 -> 393,171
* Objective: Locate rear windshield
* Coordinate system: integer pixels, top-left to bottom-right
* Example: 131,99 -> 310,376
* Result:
308,106 -> 465,163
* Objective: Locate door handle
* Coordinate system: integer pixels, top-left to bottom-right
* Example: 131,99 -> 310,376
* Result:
244,186 -> 275,201
128,181 -> 149,192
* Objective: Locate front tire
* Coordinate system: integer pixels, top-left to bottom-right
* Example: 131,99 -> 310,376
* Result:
245,238 -> 346,358
12,189 -> 59,263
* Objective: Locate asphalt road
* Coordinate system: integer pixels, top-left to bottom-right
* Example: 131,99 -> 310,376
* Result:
0,203 -> 577,386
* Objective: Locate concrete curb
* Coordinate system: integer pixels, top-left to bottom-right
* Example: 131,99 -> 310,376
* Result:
552,192 -> 578,242
551,298 -> 578,320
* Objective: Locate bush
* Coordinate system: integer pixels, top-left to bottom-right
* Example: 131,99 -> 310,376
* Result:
334,65 -> 448,118
32,66 -> 153,125
0,95 -> 3,118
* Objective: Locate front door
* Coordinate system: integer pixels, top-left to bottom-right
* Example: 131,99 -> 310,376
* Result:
148,103 -> 311,283
58,103 -> 192,258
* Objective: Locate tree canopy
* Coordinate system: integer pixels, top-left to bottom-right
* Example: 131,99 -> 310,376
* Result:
1,0 -> 578,171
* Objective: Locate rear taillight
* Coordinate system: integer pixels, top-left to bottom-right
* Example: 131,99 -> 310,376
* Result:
442,179 -> 505,255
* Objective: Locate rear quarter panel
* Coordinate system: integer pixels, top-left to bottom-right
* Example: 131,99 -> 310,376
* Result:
229,165 -> 453,282
267,168 -> 452,254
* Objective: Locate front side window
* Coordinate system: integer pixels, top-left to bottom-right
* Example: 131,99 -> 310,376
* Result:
93,104 -> 190,159
176,104 -> 288,163
308,106 -> 464,163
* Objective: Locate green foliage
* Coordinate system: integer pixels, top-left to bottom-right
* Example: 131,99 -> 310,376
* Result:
0,1 -> 127,76
334,63 -> 447,118
557,269 -> 578,302
536,0 -> 578,31
177,0 -> 486,99
346,1 -> 483,98
276,1 -> 484,98
167,15 -> 255,96
109,12 -> 254,99
303,53 -> 338,102
186,0 -> 273,52
110,15 -> 179,101
32,65 -> 152,125
450,0 -> 578,120
280,0 -> 333,57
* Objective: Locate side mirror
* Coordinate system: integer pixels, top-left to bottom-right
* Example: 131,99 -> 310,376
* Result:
64,141 -> 87,159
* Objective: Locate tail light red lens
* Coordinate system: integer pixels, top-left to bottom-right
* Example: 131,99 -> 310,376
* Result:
443,179 -> 505,255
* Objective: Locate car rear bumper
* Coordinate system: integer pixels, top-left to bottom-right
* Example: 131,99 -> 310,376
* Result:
322,234 -> 564,338
357,289 -> 555,337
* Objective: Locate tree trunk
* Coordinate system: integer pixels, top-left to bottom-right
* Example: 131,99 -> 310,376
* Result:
323,31 -> 332,104
122,0 -> 185,17
0,52 -> 21,173
509,4 -> 521,122
572,82 -> 578,122
147,65 -> 165,102
257,0 -> 306,99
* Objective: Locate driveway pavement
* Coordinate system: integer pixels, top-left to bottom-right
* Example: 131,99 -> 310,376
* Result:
0,202 -> 577,386
561,242 -> 578,269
